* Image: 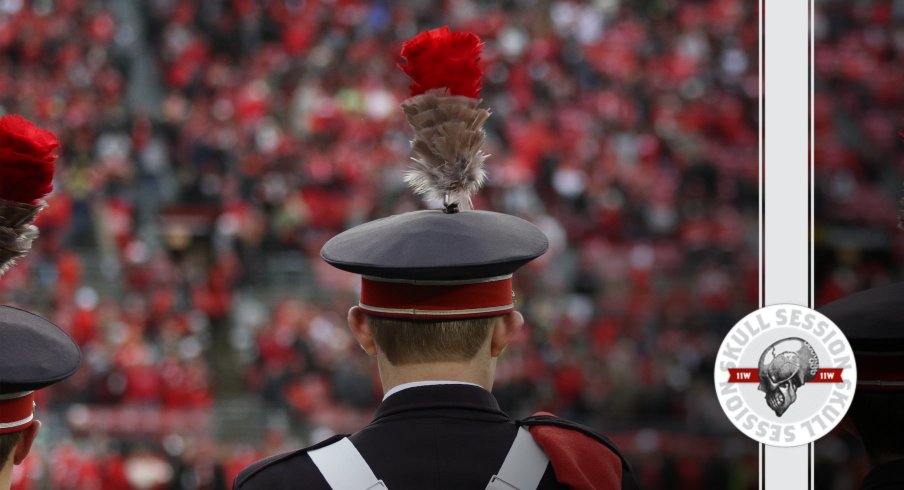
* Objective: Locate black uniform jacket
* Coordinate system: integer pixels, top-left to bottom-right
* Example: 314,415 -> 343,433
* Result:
860,459 -> 904,490
234,384 -> 637,489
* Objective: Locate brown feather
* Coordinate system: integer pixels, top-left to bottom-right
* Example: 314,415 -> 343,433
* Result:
0,198 -> 44,277
401,89 -> 491,208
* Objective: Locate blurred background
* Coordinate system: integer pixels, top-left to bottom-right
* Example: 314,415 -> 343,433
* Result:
813,1 -> 904,489
6,0 -> 883,488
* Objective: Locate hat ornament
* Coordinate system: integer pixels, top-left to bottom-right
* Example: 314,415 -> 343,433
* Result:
398,26 -> 489,213
0,114 -> 59,276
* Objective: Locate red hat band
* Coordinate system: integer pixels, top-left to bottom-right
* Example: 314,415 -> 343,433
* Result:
359,275 -> 514,319
856,352 -> 904,391
0,391 -> 35,434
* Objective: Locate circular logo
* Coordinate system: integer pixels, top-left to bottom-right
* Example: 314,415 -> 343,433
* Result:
714,304 -> 857,447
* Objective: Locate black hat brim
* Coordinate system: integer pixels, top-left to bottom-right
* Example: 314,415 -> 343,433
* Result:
321,210 -> 549,281
818,282 -> 904,352
0,305 -> 81,393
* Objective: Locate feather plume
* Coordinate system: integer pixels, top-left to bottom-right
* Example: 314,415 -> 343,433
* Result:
399,28 -> 489,209
398,26 -> 484,99
401,90 -> 490,208
0,199 -> 44,276
0,115 -> 59,276
0,114 -> 59,204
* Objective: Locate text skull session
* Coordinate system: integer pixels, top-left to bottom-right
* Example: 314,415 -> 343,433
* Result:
714,304 -> 857,447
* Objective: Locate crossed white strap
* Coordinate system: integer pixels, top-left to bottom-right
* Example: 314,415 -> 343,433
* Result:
308,438 -> 387,489
485,427 -> 550,490
308,427 -> 549,490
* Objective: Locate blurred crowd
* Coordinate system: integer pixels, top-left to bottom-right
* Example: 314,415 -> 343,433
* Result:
0,0 -> 895,488
813,0 -> 904,304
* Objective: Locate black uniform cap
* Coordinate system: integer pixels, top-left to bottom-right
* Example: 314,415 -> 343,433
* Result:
0,305 -> 80,393
320,210 -> 549,281
819,282 -> 904,392
818,282 -> 904,352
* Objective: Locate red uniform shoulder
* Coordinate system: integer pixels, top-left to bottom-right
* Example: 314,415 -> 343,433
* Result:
519,412 -> 638,490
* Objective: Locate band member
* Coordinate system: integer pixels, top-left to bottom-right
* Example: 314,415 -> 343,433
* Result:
0,115 -> 81,490
236,27 -> 637,490
820,283 -> 904,490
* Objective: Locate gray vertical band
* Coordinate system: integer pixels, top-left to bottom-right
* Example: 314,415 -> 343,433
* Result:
761,0 -> 814,487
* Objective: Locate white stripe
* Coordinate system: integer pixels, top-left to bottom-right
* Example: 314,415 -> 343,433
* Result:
486,427 -> 549,490
358,303 -> 513,316
363,274 -> 512,286
383,381 -> 483,401
0,391 -> 32,401
858,380 -> 904,387
762,0 -> 812,486
309,437 -> 386,489
0,413 -> 33,430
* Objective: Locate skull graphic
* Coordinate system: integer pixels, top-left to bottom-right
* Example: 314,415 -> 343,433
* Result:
757,338 -> 819,417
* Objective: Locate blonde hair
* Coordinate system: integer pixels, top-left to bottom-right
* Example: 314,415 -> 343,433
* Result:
368,315 -> 498,365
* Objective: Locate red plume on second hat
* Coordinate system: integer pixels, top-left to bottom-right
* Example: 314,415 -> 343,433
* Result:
0,115 -> 79,436
0,114 -> 59,275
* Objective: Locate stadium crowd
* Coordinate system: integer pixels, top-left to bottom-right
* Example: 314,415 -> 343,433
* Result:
0,0 -> 895,488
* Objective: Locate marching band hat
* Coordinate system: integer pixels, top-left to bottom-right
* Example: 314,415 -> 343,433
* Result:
320,27 -> 549,320
321,210 -> 548,281
819,282 -> 904,392
321,209 -> 548,320
0,306 -> 80,434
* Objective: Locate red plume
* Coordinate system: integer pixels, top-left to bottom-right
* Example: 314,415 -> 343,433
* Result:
399,26 -> 484,99
0,115 -> 59,204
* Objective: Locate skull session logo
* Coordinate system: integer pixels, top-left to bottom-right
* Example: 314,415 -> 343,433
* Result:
757,338 -> 823,417
714,304 -> 857,447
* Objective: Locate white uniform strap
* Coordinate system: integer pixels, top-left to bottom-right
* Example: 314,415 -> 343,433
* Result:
308,429 -> 548,490
308,437 -> 387,489
486,427 -> 550,490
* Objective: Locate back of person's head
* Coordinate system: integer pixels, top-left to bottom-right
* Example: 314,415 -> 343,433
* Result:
367,315 -> 498,365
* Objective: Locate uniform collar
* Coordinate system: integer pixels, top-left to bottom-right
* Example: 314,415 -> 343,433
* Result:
861,459 -> 904,490
383,380 -> 484,401
371,383 -> 508,424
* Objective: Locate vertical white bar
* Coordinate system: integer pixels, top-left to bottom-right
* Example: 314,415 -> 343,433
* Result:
758,2 -> 764,488
809,0 -> 816,314
762,0 -> 812,488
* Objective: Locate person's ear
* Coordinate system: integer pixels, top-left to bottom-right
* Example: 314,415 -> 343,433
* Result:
347,306 -> 377,356
13,419 -> 40,465
490,311 -> 523,357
